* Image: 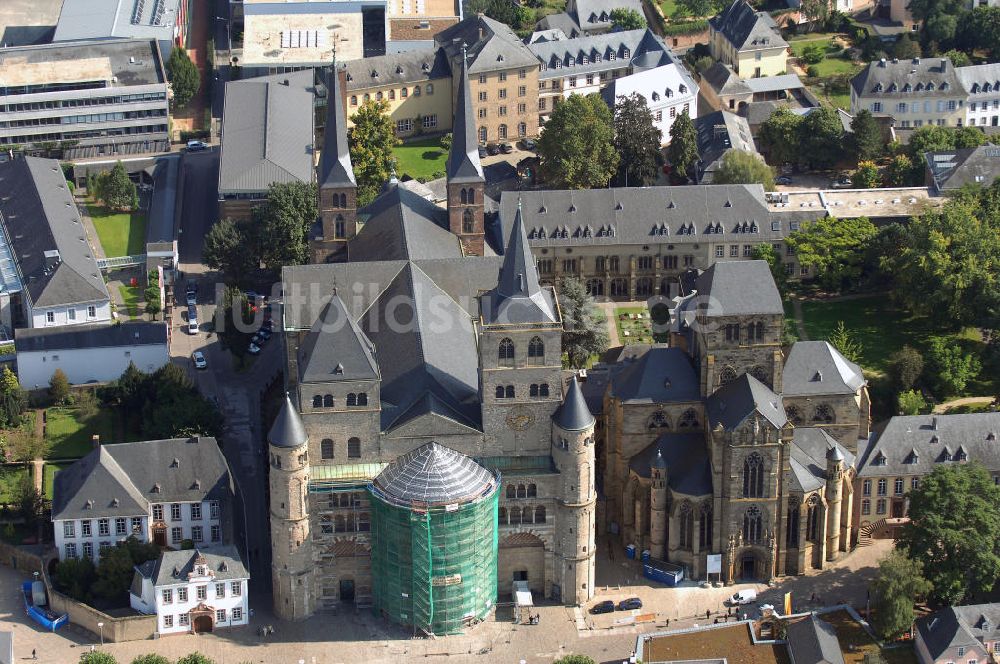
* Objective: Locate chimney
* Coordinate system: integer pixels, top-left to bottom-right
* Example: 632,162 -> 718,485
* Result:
932,416 -> 939,430
940,58 -> 947,71
92,434 -> 100,449
43,249 -> 60,272
879,57 -> 886,67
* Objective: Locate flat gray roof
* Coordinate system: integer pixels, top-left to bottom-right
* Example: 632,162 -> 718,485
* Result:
53,0 -> 183,43
0,38 -> 164,91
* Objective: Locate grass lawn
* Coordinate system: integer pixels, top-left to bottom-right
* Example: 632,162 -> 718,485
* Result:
791,37 -> 836,57
0,466 -> 28,503
614,306 -> 669,345
787,31 -> 845,42
42,462 -> 70,501
809,58 -> 862,77
86,202 -> 148,257
393,137 -> 449,182
659,0 -> 679,17
118,285 -> 142,318
44,406 -> 116,459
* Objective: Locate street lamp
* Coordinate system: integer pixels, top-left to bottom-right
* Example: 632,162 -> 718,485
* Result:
97,621 -> 104,646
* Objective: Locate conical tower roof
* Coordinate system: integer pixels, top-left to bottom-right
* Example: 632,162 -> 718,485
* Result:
483,200 -> 557,324
372,442 -> 498,507
446,47 -> 484,184
269,394 -> 308,448
320,64 -> 356,188
553,376 -> 595,431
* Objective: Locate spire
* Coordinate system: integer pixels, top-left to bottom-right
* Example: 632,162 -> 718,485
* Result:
553,376 -> 595,431
446,46 -> 484,184
320,62 -> 356,188
269,394 -> 308,448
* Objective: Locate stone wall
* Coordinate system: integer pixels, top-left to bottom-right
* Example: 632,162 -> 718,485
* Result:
45,579 -> 157,643
0,539 -> 45,575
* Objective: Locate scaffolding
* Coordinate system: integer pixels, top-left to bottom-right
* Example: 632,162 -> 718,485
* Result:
368,443 -> 500,635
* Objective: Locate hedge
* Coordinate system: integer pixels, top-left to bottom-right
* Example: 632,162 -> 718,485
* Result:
662,19 -> 709,35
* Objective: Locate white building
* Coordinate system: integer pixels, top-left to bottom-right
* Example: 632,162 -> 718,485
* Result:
956,63 -> 1000,128
14,322 -> 169,390
130,547 -> 249,635
52,438 -> 233,562
603,63 -> 698,145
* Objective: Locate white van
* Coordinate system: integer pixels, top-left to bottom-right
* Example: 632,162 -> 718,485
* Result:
187,306 -> 199,334
730,589 -> 757,605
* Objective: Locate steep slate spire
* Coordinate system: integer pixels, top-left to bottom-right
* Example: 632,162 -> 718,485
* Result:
320,62 -> 355,188
269,394 -> 308,448
553,376 -> 595,431
446,46 -> 484,184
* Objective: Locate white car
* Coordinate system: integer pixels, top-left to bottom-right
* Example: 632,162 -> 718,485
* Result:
192,351 -> 207,370
248,342 -> 261,355
186,140 -> 208,152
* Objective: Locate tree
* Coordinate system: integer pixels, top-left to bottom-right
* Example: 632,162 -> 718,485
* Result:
870,550 -> 932,640
80,653 -> 119,664
941,48 -> 970,66
609,7 -> 646,29
0,366 -> 26,428
613,93 -> 662,187
466,0 -> 533,29
203,218 -> 255,285
800,0 -> 830,26
852,161 -> 881,189
538,94 -> 619,189
131,656 -> 172,664
677,0 -> 721,16
666,110 -> 698,182
800,43 -> 826,65
924,335 -> 981,396
798,107 -> 844,169
553,657 -> 596,664
888,345 -> 924,391
712,150 -> 775,190
753,244 -> 788,295
256,181 -> 318,270
143,272 -> 161,320
215,286 -> 255,369
892,33 -> 921,59
348,99 -> 399,206
897,389 -> 927,415
166,46 -> 200,108
886,154 -> 915,186
786,216 -> 878,291
49,368 -> 70,405
440,132 -> 453,153
559,276 -> 609,369
899,463 -> 1000,604
758,107 -> 803,167
176,654 -> 217,664
4,426 -> 48,464
98,161 -> 138,211
141,363 -> 223,439
953,125 -> 987,149
54,556 -> 97,601
92,537 -> 161,605
956,6 -> 1000,58
828,321 -> 864,364
850,109 -> 883,162
14,474 -> 43,526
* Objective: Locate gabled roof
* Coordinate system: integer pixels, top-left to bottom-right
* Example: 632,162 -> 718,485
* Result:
298,294 -> 379,384
701,62 -> 753,96
0,157 -> 109,309
925,145 -> 1000,192
850,57 -> 964,99
553,376 -> 595,431
706,373 -> 786,430
148,546 -> 249,587
319,65 -> 355,189
694,111 -> 759,183
782,341 -> 865,396
342,48 -> 451,91
348,184 -> 462,261
789,428 -> 856,492
787,615 -> 845,664
709,0 -> 788,52
530,28 -> 672,79
569,0 -> 645,30
446,49 -> 485,184
218,70 -> 315,194
693,260 -> 783,317
15,322 -> 167,352
52,437 -> 230,521
916,606 -> 991,661
956,62 -> 1000,96
372,442 -> 498,507
629,433 -> 713,496
610,346 -> 701,403
269,395 -> 309,449
534,12 -> 584,39
435,15 -> 539,73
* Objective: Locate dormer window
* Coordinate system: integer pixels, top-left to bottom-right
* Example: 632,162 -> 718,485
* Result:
873,83 -> 883,92
594,53 -> 602,62
940,82 -> 949,90
422,63 -> 430,72
608,51 -> 616,61
396,65 -> 403,74
903,83 -> 912,92
582,56 -> 589,64
926,82 -> 935,91
679,83 -> 687,93
652,92 -> 660,101
873,451 -> 887,466
622,48 -> 630,58
371,70 -> 379,79
888,83 -> 897,92
915,82 -> 924,91
972,83 -> 981,93
568,56 -> 575,66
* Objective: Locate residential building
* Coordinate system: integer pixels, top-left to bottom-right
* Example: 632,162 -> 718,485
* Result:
0,40 -> 169,160
854,413 -> 1000,532
925,144 -> 1000,193
0,156 -> 112,331
914,604 -> 1000,664
52,437 -> 234,562
850,57 -> 966,127
14,322 -> 169,389
693,111 -> 761,183
535,0 -> 646,38
217,70 -> 316,221
956,63 -> 1000,128
602,60 -> 698,145
52,0 -> 189,58
709,0 -> 788,78
436,15 -> 541,142
787,614 -> 846,664
130,547 -> 249,635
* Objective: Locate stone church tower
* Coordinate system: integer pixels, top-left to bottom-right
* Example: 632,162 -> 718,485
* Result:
312,62 -> 357,263
268,395 -> 315,620
445,47 -> 485,257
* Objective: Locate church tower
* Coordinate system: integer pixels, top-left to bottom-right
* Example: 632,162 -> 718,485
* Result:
446,47 -> 485,256
551,376 -> 597,605
649,450 -> 668,560
313,62 -> 357,263
268,395 -> 314,620
825,444 -> 844,561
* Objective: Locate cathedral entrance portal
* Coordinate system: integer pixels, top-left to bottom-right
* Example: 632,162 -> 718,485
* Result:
340,579 -> 355,602
740,553 -> 756,580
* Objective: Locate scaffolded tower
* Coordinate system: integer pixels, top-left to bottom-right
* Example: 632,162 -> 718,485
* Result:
368,442 -> 500,635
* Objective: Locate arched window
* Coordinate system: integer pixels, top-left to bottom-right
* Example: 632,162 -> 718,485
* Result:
786,499 -> 800,547
750,365 -> 769,387
648,411 -> 669,429
527,483 -> 537,498
339,193 -> 347,208
498,507 -> 507,525
463,208 -> 475,234
743,505 -> 763,544
323,394 -> 334,407
786,405 -> 803,425
312,395 -> 322,408
530,384 -> 539,397
540,383 -> 549,397
806,495 -> 822,543
746,322 -> 756,343
535,506 -> 546,523
358,512 -> 370,531
522,507 -> 533,524
609,256 -> 620,273
527,336 -> 545,365
507,485 -> 516,499
719,366 -> 738,386
679,409 -> 699,428
335,515 -> 347,533
678,502 -> 694,550
460,188 -> 468,204
496,386 -> 505,398
358,393 -> 368,406
516,484 -> 526,498
498,338 -> 515,367
347,393 -> 357,407
725,324 -> 740,343
347,437 -> 361,458
812,404 -> 834,423
505,385 -> 515,399
755,321 -> 764,340
510,507 -> 522,525
466,188 -> 474,204
699,502 -> 713,548
321,439 -> 334,459
743,453 -> 765,498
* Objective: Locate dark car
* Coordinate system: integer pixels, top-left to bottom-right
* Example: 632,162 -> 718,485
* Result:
775,176 -> 792,185
499,142 -> 513,154
589,600 -> 615,614
257,327 -> 272,340
617,597 -> 643,611
478,145 -> 488,159
486,143 -> 500,156
520,138 -> 537,151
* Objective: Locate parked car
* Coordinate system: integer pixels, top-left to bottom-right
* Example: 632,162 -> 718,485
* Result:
520,138 -> 537,151
478,145 -> 488,159
248,342 -> 261,355
186,140 -> 208,152
589,600 -> 615,614
499,142 -> 513,154
261,319 -> 274,331
486,143 -> 500,156
256,327 -> 272,340
192,351 -> 207,370
729,589 -> 757,606
185,291 -> 197,306
831,175 -> 853,189
187,306 -> 198,334
617,597 -> 643,611
775,176 -> 792,186
251,333 -> 267,346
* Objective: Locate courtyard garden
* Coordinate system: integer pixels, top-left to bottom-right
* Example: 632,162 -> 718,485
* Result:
44,405 -> 119,459
790,33 -> 861,110
614,305 -> 670,345
118,284 -> 143,319
0,465 -> 28,504
86,201 -> 148,258
393,136 -> 449,182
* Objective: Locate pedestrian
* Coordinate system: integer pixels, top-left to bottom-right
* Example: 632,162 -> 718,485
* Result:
706,609 -> 711,621
32,649 -> 36,660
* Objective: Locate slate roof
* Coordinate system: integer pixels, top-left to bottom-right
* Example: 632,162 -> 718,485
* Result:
0,157 -> 109,309
787,615 -> 845,664
319,66 -> 355,189
435,15 -> 539,73
857,412 -> 1000,478
629,433 -> 713,496
709,0 -> 788,52
269,395 -> 309,449
146,546 -> 249,587
782,341 -> 865,397
348,184 -> 462,261
372,442 -> 499,506
531,29 -> 671,79
602,60 -> 697,113
706,373 -> 786,430
446,48 -> 485,185
956,62 -> 1000,96
52,437 -> 231,521
218,70 -> 315,195
15,322 -> 166,352
693,260 -> 783,317
343,47 -> 451,90
298,294 -> 379,384
694,111 -> 759,184
745,74 -> 805,94
850,57 -> 964,99
569,0 -> 645,31
925,145 -> 1000,192
702,62 -> 753,97
554,376 -> 595,431
789,428 -> 855,492
534,13 -> 584,39
610,347 -> 701,403
915,605 -> 1000,661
